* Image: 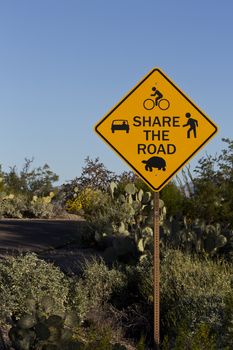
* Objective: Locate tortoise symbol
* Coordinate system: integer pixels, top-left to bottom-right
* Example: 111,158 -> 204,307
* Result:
142,157 -> 166,172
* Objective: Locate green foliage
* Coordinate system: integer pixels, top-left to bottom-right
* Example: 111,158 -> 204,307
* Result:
29,195 -> 55,218
222,291 -> 233,348
130,249 -> 232,347
160,249 -> 232,336
160,181 -> 184,217
0,193 -> 56,219
161,217 -> 228,257
1,248 -> 233,349
136,336 -> 146,350
178,139 -> 233,229
9,299 -> 81,350
162,322 -> 217,350
0,159 -> 58,218
81,192 -> 135,255
0,193 -> 27,218
71,258 -> 126,318
83,181 -> 165,263
3,158 -> 58,197
76,325 -> 128,350
174,323 -> 217,350
62,157 -> 118,202
0,253 -> 69,320
110,182 -> 164,261
0,192 -> 56,219
65,187 -> 101,215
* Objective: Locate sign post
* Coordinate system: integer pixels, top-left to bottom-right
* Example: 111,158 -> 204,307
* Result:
154,191 -> 160,348
94,68 -> 218,348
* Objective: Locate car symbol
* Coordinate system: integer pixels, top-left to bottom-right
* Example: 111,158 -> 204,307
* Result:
111,120 -> 129,133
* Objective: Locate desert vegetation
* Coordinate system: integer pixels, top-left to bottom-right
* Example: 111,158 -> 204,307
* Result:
1,139 -> 233,349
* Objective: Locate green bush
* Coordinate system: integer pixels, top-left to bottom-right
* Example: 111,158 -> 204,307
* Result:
65,187 -> 103,215
81,182 -> 165,264
83,189 -> 133,235
70,258 -> 126,318
0,193 -> 28,218
64,157 -> 118,193
2,249 -> 233,348
0,255 -> 131,349
221,291 -> 233,348
0,253 -> 69,320
160,182 -> 184,217
3,158 -> 59,197
0,192 -> 56,219
160,249 -> 232,334
9,299 -> 82,350
127,249 -> 232,347
9,301 -> 130,350
29,196 -> 55,218
162,322 -> 218,350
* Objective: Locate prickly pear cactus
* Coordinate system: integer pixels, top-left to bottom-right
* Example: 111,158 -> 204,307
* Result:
161,216 -> 228,257
9,298 -> 82,350
100,182 -> 166,262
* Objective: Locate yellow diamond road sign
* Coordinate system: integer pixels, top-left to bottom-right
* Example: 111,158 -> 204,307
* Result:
95,68 -> 218,191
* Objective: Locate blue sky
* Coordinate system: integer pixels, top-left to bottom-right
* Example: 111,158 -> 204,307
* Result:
0,0 -> 232,183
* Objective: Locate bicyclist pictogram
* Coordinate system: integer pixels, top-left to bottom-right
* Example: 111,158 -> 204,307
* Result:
143,85 -> 170,111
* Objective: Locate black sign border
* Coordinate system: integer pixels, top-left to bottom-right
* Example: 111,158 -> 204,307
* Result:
95,68 -> 218,191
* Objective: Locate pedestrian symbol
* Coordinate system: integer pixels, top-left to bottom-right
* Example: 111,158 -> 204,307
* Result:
94,68 -> 218,191
183,112 -> 198,138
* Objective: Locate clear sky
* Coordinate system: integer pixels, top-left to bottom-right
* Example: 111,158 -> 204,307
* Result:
0,0 -> 232,183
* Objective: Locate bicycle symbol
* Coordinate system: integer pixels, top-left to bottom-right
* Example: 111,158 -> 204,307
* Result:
143,97 -> 170,111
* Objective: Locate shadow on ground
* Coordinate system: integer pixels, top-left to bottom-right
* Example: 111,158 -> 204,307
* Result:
0,219 -> 100,274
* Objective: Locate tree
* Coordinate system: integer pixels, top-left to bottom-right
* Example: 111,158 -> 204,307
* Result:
3,158 -> 59,197
180,139 -> 233,228
64,157 -> 118,195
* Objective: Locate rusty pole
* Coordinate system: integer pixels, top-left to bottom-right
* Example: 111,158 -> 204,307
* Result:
154,191 -> 160,349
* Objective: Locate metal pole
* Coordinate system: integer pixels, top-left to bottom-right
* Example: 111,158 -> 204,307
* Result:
154,191 -> 160,349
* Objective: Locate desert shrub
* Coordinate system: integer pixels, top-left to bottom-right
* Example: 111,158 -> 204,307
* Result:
0,256 -> 131,348
0,253 -> 69,320
9,315 -> 129,350
75,157 -> 118,191
82,189 -> 134,236
65,187 -> 100,215
160,182 -> 185,217
116,171 -> 151,195
28,194 -> 55,218
0,172 -> 5,192
77,183 -> 156,264
0,193 -> 56,219
62,157 -> 118,203
4,158 -> 59,197
122,249 -> 232,346
221,291 -> 233,348
70,258 -> 127,319
9,298 -> 83,350
0,193 -> 28,218
176,139 -> 233,230
162,322 -> 218,350
160,249 -> 232,339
